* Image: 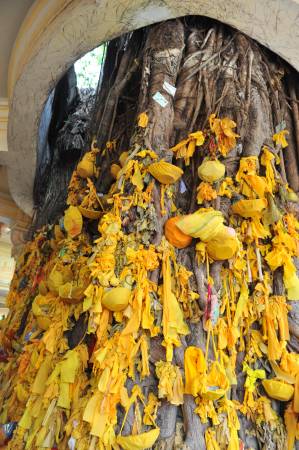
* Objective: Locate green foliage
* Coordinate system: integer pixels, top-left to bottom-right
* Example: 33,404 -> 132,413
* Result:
75,45 -> 106,90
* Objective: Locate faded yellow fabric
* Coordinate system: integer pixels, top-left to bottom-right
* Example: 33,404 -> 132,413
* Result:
273,129 -> 289,148
209,114 -> 239,156
161,240 -> 189,361
261,147 -> 276,193
148,160 -> 183,184
156,361 -> 184,405
116,428 -> 160,449
171,130 -> 205,165
197,182 -> 217,204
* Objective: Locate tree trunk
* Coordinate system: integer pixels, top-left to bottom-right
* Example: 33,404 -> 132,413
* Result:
1,16 -> 299,450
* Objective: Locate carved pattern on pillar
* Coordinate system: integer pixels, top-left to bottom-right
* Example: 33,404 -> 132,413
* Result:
0,98 -> 8,153
0,192 -> 31,258
10,220 -> 30,258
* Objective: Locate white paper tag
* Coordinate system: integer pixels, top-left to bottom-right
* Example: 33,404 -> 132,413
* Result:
163,81 -> 176,97
236,143 -> 243,155
68,437 -> 76,450
180,180 -> 187,193
152,92 -> 168,108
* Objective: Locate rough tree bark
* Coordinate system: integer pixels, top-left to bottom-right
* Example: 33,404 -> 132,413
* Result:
1,16 -> 299,450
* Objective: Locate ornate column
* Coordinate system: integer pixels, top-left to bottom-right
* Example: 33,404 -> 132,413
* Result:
0,192 -> 31,258
0,98 -> 8,153
10,216 -> 31,258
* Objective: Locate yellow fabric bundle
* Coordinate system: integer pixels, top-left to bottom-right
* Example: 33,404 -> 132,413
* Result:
77,151 -> 96,178
184,346 -> 229,400
184,346 -> 206,397
231,198 -> 268,218
262,378 -> 294,401
206,226 -> 238,260
198,159 -> 225,183
203,362 -> 229,401
164,216 -> 193,249
148,160 -> 183,184
176,208 -> 224,241
64,206 -> 83,238
101,287 -> 131,311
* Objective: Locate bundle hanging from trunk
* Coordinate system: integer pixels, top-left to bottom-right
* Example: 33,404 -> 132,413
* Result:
1,16 -> 299,450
